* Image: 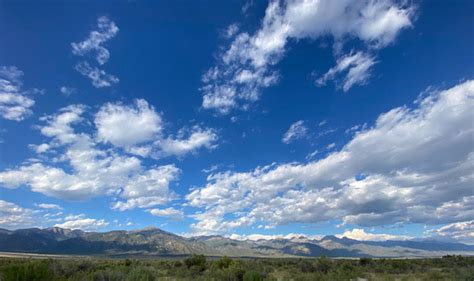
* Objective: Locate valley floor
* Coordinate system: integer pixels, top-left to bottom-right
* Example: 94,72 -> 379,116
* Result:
0,255 -> 473,280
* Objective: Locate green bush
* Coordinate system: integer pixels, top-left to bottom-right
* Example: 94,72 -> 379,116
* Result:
126,267 -> 155,281
359,257 -> 372,266
184,254 -> 207,272
314,256 -> 332,274
243,270 -> 263,281
0,256 -> 473,280
1,259 -> 55,281
216,256 -> 233,269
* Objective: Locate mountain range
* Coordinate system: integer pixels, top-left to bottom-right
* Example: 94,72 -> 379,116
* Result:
0,227 -> 472,258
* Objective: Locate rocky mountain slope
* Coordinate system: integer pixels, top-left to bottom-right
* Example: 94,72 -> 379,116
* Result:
0,227 -> 472,258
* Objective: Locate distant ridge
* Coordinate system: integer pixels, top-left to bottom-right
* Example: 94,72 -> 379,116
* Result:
0,227 -> 472,258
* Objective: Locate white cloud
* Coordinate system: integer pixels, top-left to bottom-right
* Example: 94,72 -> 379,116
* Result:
55,217 -> 109,231
0,104 -> 180,209
59,86 -> 77,96
0,201 -> 109,230
228,233 -> 322,241
0,98 -> 218,211
75,61 -> 119,88
36,203 -> 63,210
0,200 -> 37,229
336,228 -> 411,241
153,126 -> 218,158
430,221 -> 474,244
326,142 -> 336,150
316,51 -> 377,91
282,120 -> 308,144
71,16 -> 119,65
305,149 -> 318,161
202,164 -> 220,174
0,66 -> 35,121
111,165 -> 180,211
187,80 -> 474,234
72,16 -> 119,88
225,24 -> 240,38
148,207 -> 184,220
95,99 -> 163,148
95,99 -> 218,159
64,214 -> 86,221
30,143 -> 51,154
202,0 -> 413,113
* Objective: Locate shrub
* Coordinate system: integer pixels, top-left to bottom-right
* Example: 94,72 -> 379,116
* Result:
1,260 -> 54,281
314,256 -> 332,274
126,267 -> 155,281
243,270 -> 263,281
216,256 -> 233,270
184,254 -> 207,272
359,257 -> 372,266
298,259 -> 315,273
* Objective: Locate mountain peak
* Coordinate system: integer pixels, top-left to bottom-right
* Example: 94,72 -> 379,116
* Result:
321,235 -> 340,241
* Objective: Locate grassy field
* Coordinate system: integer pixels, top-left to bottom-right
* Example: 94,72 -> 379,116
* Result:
0,255 -> 472,280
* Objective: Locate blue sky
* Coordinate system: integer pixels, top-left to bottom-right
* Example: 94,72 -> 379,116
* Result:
0,0 -> 473,243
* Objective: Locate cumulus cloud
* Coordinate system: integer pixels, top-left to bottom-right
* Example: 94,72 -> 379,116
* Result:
0,104 -> 179,210
202,0 -> 413,113
95,99 -> 163,148
95,99 -> 218,158
30,143 -> 51,154
228,233 -> 322,241
336,228 -> 411,241
111,166 -> 180,211
430,221 -> 474,244
316,52 -> 377,91
55,216 -> 109,231
71,16 -> 119,65
75,62 -> 119,88
153,126 -> 218,158
0,66 -> 35,121
148,207 -> 184,220
0,200 -> 37,229
0,98 -> 218,211
282,120 -> 308,144
187,80 -> 474,234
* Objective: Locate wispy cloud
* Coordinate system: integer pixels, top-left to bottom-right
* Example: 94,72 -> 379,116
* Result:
316,51 -> 377,91
59,86 -> 77,96
282,120 -> 308,144
201,0 -> 413,113
36,203 -> 63,210
72,16 -> 119,88
75,61 -> 119,88
71,16 -> 119,65
0,66 -> 35,121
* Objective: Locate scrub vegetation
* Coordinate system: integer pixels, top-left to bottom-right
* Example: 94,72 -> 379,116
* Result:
0,255 -> 473,280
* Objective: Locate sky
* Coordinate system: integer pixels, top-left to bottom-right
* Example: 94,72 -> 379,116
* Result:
0,0 -> 473,244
